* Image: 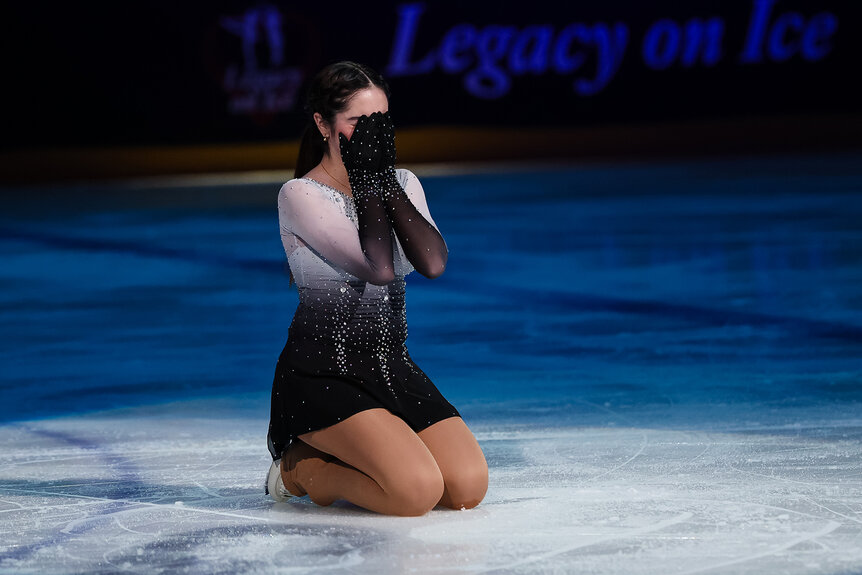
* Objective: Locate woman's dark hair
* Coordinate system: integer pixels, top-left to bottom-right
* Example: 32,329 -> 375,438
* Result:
287,62 -> 391,287
294,61 -> 391,178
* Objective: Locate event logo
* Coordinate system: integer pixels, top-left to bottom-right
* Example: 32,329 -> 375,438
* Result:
219,6 -> 304,115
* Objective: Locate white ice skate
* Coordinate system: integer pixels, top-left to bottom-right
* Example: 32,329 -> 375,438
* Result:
265,459 -> 292,502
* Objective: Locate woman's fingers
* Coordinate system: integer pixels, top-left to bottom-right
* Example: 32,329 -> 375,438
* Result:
339,112 -> 391,171
380,112 -> 397,168
354,114 -> 369,134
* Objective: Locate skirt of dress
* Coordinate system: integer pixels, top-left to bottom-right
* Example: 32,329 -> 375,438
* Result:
267,337 -> 461,461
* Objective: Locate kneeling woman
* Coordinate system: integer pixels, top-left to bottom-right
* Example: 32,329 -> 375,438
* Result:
266,61 -> 488,516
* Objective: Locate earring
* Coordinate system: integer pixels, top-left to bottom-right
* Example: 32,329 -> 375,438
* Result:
322,135 -> 329,142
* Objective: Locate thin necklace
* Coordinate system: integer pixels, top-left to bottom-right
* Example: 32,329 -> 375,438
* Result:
320,162 -> 350,192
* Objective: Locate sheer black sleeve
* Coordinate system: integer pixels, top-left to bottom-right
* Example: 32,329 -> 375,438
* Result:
334,114 -> 396,285
380,168 -> 448,279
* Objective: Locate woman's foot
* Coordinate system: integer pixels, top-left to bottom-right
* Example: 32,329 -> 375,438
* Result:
282,439 -> 332,499
265,459 -> 292,502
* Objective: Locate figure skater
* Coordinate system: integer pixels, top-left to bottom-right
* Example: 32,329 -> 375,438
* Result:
265,61 -> 488,516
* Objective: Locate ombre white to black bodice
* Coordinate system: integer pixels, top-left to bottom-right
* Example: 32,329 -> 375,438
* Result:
268,168 -> 459,459
277,169 -> 438,376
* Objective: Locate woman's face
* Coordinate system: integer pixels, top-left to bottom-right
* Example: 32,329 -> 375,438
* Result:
318,86 -> 389,161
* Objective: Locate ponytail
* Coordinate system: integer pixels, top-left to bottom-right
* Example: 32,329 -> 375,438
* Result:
295,123 -> 327,179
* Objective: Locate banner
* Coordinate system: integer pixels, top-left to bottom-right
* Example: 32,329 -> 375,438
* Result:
3,1 -> 859,149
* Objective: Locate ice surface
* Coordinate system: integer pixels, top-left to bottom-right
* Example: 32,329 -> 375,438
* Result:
2,153 -> 862,573
1,402 -> 861,574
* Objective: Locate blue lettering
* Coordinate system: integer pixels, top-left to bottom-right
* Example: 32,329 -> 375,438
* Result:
510,26 -> 553,75
553,24 -> 589,74
574,23 -> 629,96
465,26 -> 517,99
768,12 -> 804,62
801,13 -> 837,61
643,19 -> 680,70
740,0 -> 777,63
387,4 -> 632,99
440,24 -> 477,73
386,3 -> 435,76
387,2 -> 839,101
680,18 -> 724,67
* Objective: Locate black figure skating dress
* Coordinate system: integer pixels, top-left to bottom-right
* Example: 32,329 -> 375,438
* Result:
267,169 -> 460,461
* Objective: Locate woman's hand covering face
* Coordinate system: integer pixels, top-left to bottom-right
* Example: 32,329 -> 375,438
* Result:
338,112 -> 387,174
379,111 -> 397,170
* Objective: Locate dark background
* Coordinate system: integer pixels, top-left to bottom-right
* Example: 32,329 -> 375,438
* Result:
3,1 -> 860,148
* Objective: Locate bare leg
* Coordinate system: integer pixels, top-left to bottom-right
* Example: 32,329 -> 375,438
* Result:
418,417 -> 488,510
284,408 -> 445,516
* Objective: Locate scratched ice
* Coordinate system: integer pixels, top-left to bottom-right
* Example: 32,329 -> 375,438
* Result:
2,153 -> 862,573
1,399 -> 861,574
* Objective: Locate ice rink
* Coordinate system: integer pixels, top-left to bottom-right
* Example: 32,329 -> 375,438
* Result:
2,153 -> 861,573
